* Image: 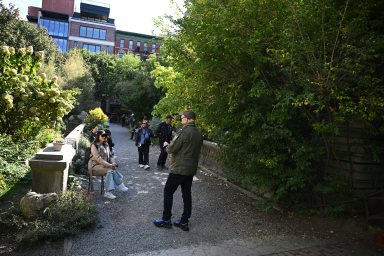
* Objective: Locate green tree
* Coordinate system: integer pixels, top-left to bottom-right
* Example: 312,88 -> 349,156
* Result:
0,45 -> 78,141
153,0 -> 384,206
80,50 -> 117,108
114,54 -> 163,120
60,50 -> 97,114
0,1 -> 59,62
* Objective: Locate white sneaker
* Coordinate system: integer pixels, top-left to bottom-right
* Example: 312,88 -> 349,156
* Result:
139,164 -> 144,168
144,165 -> 150,170
117,183 -> 128,192
104,191 -> 116,199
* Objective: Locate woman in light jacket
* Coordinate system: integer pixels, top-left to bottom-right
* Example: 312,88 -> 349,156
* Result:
88,130 -> 128,199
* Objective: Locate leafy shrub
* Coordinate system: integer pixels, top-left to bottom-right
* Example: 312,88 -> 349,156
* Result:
0,189 -> 97,246
72,136 -> 90,175
84,107 -> 108,128
0,45 -> 78,141
0,160 -> 29,195
314,174 -> 357,216
153,0 -> 384,211
0,135 -> 35,162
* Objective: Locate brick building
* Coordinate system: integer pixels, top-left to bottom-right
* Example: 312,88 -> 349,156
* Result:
115,30 -> 161,60
27,0 -> 116,54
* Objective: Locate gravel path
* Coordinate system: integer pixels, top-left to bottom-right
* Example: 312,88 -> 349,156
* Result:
7,124 -> 383,256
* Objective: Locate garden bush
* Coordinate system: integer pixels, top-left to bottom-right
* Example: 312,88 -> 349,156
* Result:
0,45 -> 78,142
83,107 -> 108,129
72,136 -> 91,175
0,188 -> 97,246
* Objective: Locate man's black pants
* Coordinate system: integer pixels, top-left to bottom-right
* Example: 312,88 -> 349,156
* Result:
163,173 -> 193,223
157,141 -> 168,167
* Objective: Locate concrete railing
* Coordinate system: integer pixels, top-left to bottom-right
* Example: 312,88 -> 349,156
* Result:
28,124 -> 86,193
198,140 -> 225,176
65,123 -> 86,150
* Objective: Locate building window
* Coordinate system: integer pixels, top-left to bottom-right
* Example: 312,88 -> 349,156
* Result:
53,38 -> 68,52
86,27 -> 93,37
79,26 -> 106,40
120,39 -> 124,48
80,26 -> 86,37
144,42 -> 148,52
83,43 -> 101,53
129,40 -> 133,50
151,44 -> 156,53
100,29 -> 106,40
136,41 -> 141,51
93,28 -> 100,39
73,41 -> 78,48
118,53 -> 124,58
39,18 -> 68,37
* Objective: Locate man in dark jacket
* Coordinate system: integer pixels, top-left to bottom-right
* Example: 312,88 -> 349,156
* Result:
153,110 -> 203,231
156,114 -> 173,169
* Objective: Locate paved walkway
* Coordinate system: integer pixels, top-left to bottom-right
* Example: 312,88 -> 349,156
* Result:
9,124 -> 384,255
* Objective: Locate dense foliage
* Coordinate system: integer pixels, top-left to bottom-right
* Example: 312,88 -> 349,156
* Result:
0,1 -> 59,62
0,45 -> 78,141
153,0 -> 384,207
84,107 -> 108,128
60,50 -> 98,114
0,188 -> 97,246
115,54 -> 163,119
79,50 -> 161,120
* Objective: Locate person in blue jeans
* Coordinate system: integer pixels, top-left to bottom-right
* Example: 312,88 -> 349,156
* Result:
88,130 -> 128,199
135,120 -> 154,170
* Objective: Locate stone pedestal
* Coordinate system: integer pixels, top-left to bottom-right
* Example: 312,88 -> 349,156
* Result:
29,144 -> 75,193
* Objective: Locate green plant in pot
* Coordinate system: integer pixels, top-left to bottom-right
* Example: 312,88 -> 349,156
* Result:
53,137 -> 65,151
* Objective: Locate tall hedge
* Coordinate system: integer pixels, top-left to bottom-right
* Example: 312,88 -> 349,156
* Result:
153,0 -> 384,206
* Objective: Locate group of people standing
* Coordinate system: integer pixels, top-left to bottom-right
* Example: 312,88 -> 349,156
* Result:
133,114 -> 174,170
87,110 -> 203,231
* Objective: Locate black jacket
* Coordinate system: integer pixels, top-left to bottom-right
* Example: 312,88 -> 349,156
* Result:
156,122 -> 173,143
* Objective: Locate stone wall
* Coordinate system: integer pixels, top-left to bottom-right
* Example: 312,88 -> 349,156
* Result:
198,140 -> 224,176
28,124 -> 85,193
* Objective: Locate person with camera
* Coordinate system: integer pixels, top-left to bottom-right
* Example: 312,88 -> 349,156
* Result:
153,110 -> 203,231
88,130 -> 128,199
135,120 -> 154,170
156,114 -> 174,169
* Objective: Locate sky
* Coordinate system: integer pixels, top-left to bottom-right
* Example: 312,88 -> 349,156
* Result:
2,0 -> 185,35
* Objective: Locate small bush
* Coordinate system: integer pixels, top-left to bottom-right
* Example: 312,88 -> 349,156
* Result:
0,160 -> 29,195
72,136 -> 90,175
2,189 -> 97,246
84,107 -> 108,129
0,135 -> 35,162
314,174 -> 357,216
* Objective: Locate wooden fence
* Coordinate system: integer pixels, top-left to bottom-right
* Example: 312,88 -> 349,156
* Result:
327,121 -> 384,194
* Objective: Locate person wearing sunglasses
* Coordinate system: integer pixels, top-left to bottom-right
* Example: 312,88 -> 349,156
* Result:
135,120 -> 154,170
88,130 -> 128,199
153,110 -> 203,231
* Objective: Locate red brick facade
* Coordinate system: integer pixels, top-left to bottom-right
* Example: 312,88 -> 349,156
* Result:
114,31 -> 160,60
42,0 -> 74,16
28,6 -> 40,18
